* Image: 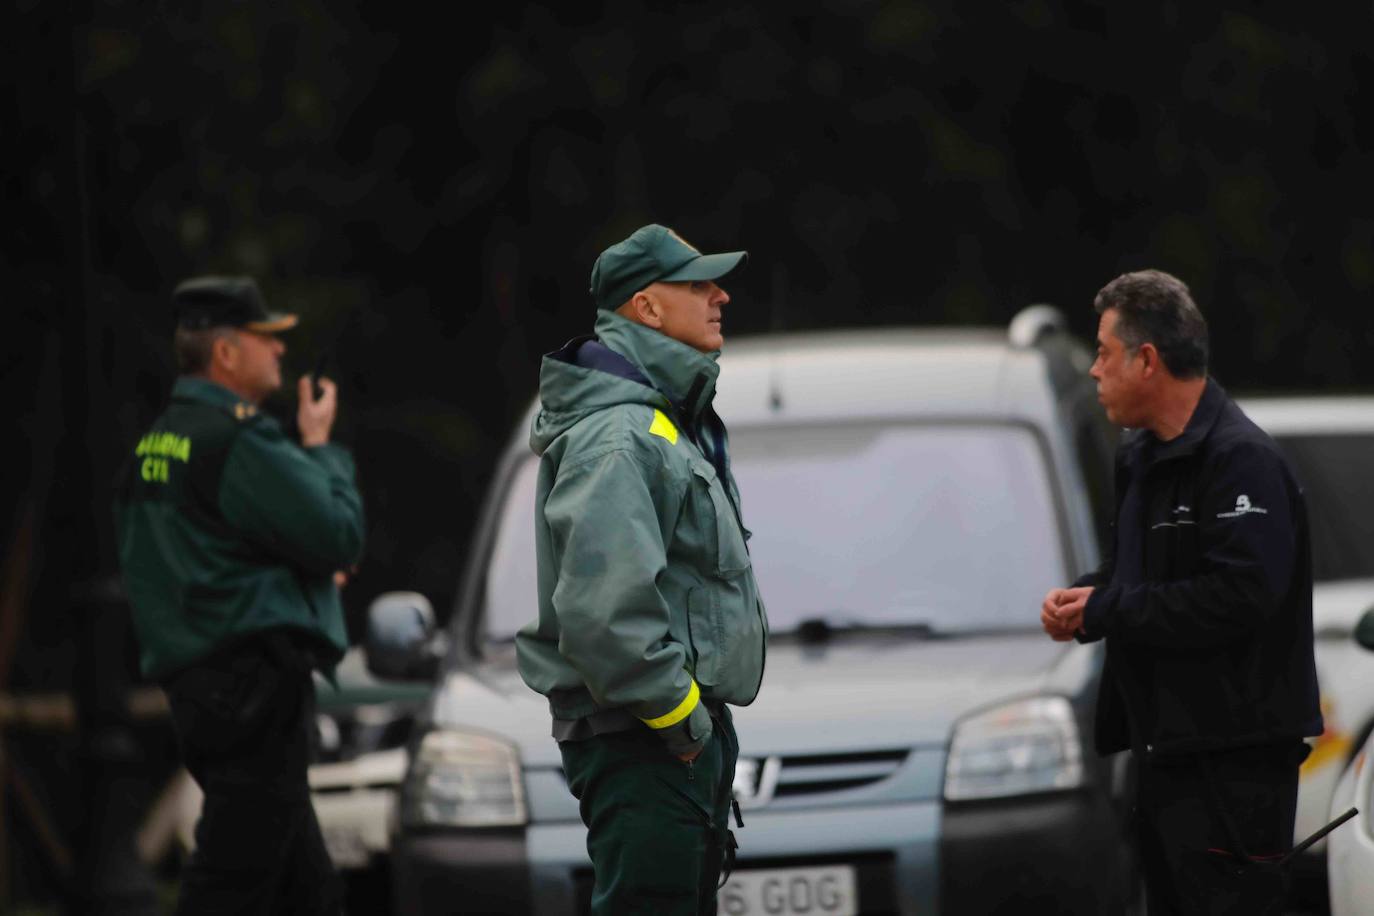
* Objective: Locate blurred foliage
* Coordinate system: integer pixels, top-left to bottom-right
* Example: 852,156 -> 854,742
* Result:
8,0 -> 1374,644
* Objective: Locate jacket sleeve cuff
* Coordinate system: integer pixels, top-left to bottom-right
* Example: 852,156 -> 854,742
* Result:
1080,586 -> 1113,641
655,702 -> 713,757
637,681 -> 713,756
1072,571 -> 1103,589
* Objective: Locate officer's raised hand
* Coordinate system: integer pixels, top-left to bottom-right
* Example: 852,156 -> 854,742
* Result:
297,375 -> 337,447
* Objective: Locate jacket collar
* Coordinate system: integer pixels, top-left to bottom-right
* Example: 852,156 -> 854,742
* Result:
172,376 -> 248,409
1140,377 -> 1227,467
593,310 -> 721,421
558,336 -> 652,389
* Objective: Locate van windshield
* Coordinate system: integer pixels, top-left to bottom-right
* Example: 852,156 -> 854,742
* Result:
483,423 -> 1067,642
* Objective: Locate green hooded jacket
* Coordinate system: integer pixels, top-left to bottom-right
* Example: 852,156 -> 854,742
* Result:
114,377 -> 365,679
516,311 -> 768,755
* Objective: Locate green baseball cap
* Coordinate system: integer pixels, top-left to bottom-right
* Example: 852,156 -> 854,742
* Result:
589,224 -> 747,312
171,276 -> 298,333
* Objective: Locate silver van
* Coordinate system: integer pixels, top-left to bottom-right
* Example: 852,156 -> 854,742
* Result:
372,307 -> 1139,915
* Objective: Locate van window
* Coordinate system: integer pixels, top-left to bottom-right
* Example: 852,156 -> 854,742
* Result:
484,423 -> 1067,641
1271,433 -> 1374,582
1072,407 -> 1118,551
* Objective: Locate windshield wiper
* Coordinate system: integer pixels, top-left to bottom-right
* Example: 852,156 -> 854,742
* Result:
788,616 -> 936,645
783,616 -> 1041,645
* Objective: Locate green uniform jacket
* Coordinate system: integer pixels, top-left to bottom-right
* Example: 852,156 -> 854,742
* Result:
516,311 -> 768,756
114,377 -> 365,680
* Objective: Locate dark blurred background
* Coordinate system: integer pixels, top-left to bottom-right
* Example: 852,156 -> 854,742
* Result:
3,0 -> 1372,909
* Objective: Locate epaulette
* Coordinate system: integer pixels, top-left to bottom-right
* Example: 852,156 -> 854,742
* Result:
231,402 -> 259,422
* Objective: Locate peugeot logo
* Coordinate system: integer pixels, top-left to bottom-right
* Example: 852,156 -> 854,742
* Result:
733,756 -> 782,809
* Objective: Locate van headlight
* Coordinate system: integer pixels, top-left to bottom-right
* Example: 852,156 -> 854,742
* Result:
401,730 -> 527,827
943,696 -> 1084,801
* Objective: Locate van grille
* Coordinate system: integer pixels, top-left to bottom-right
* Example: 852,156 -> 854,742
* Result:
556,747 -> 912,805
772,749 -> 909,798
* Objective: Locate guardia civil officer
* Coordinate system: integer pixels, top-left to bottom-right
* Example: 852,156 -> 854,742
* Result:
1041,270 -> 1322,914
516,225 -> 768,915
114,277 -> 364,914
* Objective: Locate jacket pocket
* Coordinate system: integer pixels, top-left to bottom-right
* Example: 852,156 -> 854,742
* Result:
691,463 -> 751,578
1145,518 -> 1200,579
687,586 -> 722,687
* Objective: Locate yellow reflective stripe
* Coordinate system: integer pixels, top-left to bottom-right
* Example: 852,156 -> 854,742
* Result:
639,680 -> 699,729
648,408 -> 679,445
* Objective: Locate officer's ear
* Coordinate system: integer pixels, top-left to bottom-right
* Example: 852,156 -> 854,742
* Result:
209,329 -> 241,373
620,290 -> 664,330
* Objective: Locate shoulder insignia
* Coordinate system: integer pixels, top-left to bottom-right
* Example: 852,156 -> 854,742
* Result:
232,402 -> 258,421
648,408 -> 678,445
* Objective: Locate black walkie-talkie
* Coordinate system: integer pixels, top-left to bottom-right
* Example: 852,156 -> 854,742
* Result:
310,348 -> 331,401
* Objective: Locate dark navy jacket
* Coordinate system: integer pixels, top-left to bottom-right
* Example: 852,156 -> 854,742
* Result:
1076,379 -> 1323,757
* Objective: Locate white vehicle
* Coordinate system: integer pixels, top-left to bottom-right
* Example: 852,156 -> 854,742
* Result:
308,646 -> 430,873
1327,608 -> 1374,916
1236,397 -> 1374,879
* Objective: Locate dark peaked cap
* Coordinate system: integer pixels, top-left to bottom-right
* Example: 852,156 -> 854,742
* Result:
172,276 -> 298,333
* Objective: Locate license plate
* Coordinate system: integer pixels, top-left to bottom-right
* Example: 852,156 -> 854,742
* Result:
718,865 -> 858,916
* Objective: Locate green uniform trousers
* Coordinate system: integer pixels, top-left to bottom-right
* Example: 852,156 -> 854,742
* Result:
560,706 -> 738,916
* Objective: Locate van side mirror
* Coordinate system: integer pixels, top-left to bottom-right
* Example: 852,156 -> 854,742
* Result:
1356,607 -> 1374,652
365,591 -> 446,680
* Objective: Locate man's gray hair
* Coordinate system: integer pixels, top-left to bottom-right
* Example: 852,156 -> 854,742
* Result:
1093,269 -> 1208,379
174,325 -> 238,374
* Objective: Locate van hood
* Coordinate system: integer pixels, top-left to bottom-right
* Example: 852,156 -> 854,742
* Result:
429,633 -> 1097,769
